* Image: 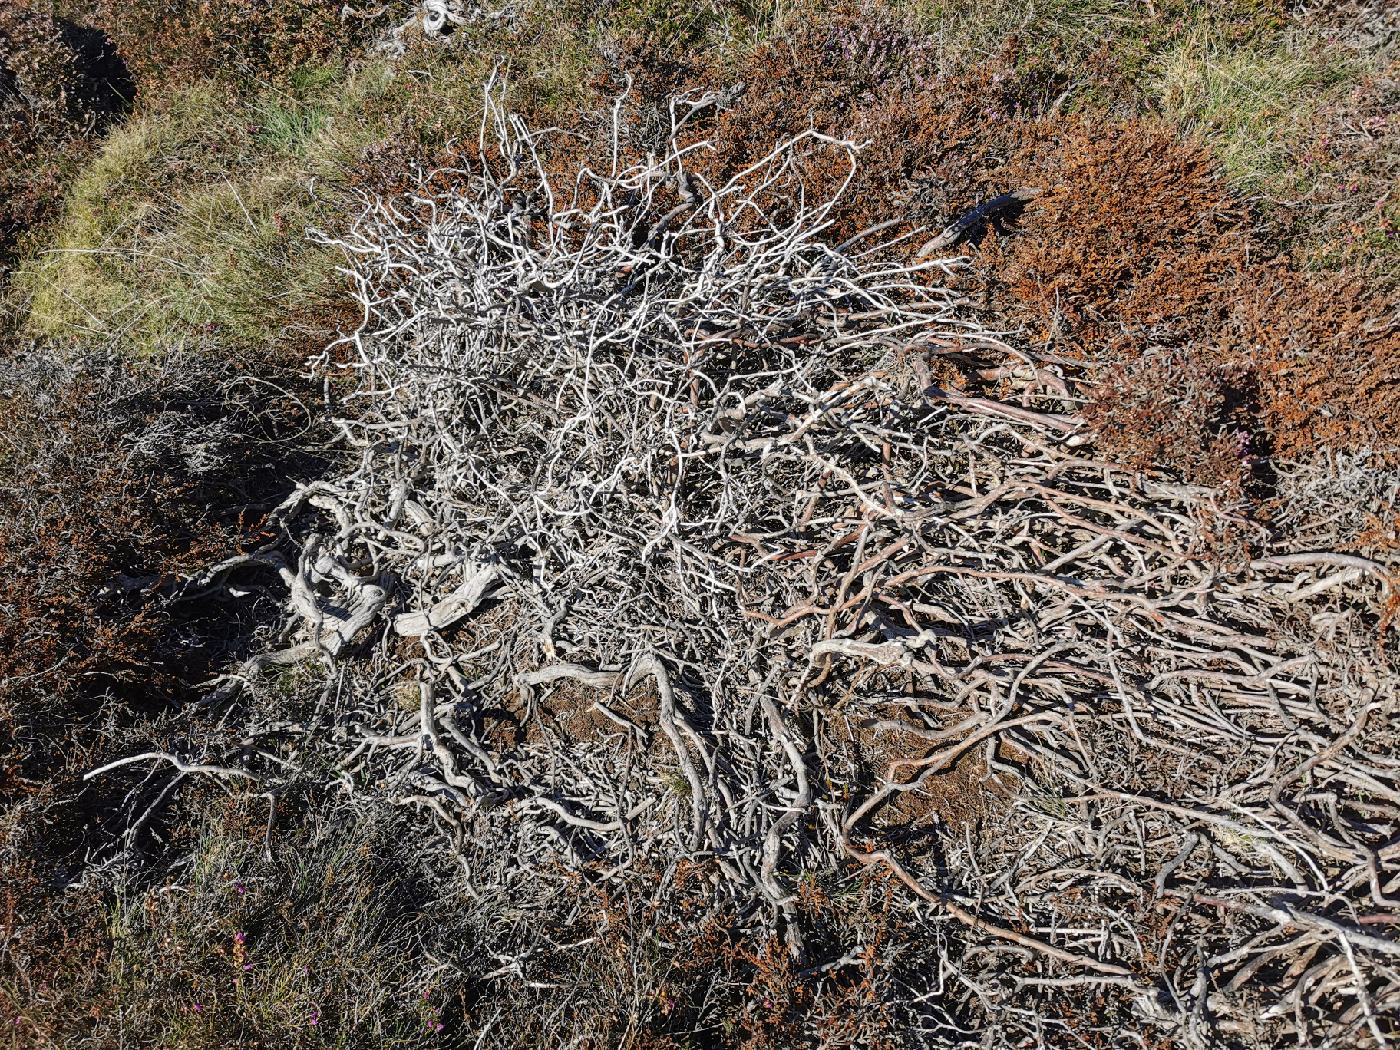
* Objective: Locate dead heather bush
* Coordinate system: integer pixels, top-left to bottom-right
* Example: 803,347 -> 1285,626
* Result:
425,864 -> 911,1048
115,85 -> 1400,1047
7,4 -> 1398,1046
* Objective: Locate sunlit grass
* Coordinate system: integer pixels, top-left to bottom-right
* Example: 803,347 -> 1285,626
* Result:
1152,22 -> 1360,195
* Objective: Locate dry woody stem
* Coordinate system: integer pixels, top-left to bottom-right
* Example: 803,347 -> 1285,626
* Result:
98,80 -> 1400,1047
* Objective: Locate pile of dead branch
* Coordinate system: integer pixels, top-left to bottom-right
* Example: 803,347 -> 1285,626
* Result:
119,82 -> 1399,1047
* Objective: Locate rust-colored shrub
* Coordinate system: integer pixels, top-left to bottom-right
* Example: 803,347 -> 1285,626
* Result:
996,122 -> 1252,348
1083,350 -> 1257,492
1233,267 -> 1399,459
993,118 -> 1397,486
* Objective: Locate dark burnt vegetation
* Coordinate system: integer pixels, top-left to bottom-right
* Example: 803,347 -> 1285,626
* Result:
0,348 -> 331,1040
0,350 -> 324,711
0,5 -> 131,286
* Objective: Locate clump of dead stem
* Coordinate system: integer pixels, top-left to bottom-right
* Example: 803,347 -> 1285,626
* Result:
110,84 -> 1400,1048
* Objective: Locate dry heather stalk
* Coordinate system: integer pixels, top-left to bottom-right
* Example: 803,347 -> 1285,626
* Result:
124,80 -> 1398,1046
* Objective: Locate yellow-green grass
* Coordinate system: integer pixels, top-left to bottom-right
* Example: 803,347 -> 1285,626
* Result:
1152,22 -> 1363,195
15,14 -> 607,357
20,76 -> 352,356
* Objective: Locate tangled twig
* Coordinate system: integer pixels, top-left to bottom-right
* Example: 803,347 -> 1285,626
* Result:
144,81 -> 1399,1046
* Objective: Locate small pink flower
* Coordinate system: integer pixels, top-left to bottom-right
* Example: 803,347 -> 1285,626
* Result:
234,931 -> 247,945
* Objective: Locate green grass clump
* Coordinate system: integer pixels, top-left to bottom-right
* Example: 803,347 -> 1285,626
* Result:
19,81 -> 322,355
253,97 -> 334,158
1152,23 -> 1361,195
17,55 -> 485,357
